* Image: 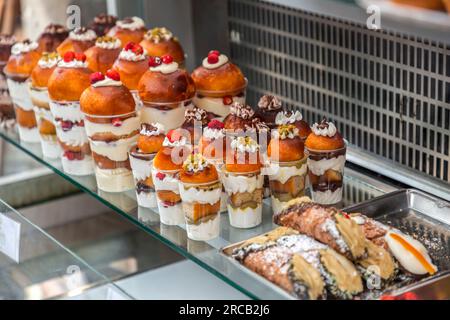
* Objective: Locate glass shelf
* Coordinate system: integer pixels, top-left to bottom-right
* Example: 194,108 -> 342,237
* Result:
0,128 -> 397,299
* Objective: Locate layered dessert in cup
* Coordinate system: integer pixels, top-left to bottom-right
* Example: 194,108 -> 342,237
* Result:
152,129 -> 191,225
222,136 -> 264,228
275,110 -> 311,141
85,36 -> 121,74
191,50 -> 247,120
29,52 -> 61,158
267,125 -> 307,214
179,153 -> 222,241
138,55 -> 195,130
4,39 -> 41,142
181,106 -> 208,145
112,42 -> 148,108
57,27 -> 96,56
129,123 -> 165,207
0,34 -> 15,129
305,119 -> 346,205
37,24 -> 69,53
255,95 -> 283,129
80,69 -> 140,192
140,27 -> 185,66
89,13 -> 118,37
107,16 -> 146,47
47,51 -> 94,175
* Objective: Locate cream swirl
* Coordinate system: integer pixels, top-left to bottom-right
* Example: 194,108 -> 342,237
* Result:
11,40 -> 38,55
163,135 -> 188,148
38,54 -> 60,69
96,37 -> 121,49
119,49 -> 146,61
116,16 -> 145,30
150,61 -> 178,74
69,28 -> 97,41
275,110 -> 303,125
203,127 -> 224,140
145,27 -> 173,43
272,125 -> 299,140
202,54 -> 228,69
183,153 -> 209,173
140,123 -> 165,136
230,136 -> 259,154
91,77 -> 122,88
230,102 -> 254,119
311,121 -> 337,137
57,59 -> 88,69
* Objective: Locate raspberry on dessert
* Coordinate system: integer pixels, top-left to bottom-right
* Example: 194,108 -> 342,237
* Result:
60,120 -> 73,131
207,53 -> 219,64
166,129 -> 182,143
75,52 -> 86,62
63,51 -> 75,62
106,69 -> 120,81
131,44 -> 143,55
208,119 -> 224,130
111,117 -> 123,127
148,56 -> 161,67
161,54 -> 173,64
208,50 -> 220,56
156,172 -> 166,180
124,42 -> 135,51
90,71 -> 105,84
222,95 -> 233,105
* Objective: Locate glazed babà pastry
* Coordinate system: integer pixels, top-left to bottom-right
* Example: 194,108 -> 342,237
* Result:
275,110 -> 311,141
56,27 -> 96,56
107,16 -> 146,47
37,24 -> 69,53
80,69 -> 140,192
305,119 -> 346,204
181,106 -> 209,145
85,36 -> 121,74
29,52 -> 61,158
129,123 -> 165,208
140,27 -> 185,66
179,153 -> 222,241
138,54 -> 195,130
256,95 -> 283,129
4,39 -> 41,142
47,51 -> 94,175
89,13 -> 118,36
191,50 -> 247,120
0,34 -> 15,129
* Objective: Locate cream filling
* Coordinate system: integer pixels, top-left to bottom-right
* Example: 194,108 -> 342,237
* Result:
94,167 -> 134,193
156,201 -> 184,225
270,196 -> 290,215
151,169 -> 180,193
33,106 -> 53,123
307,155 -> 346,176
7,79 -> 33,110
186,213 -> 220,241
149,62 -> 178,74
136,191 -> 157,208
29,87 -> 50,105
311,188 -> 343,205
40,137 -> 60,159
129,155 -> 153,181
221,172 -> 263,194
89,135 -> 137,162
268,162 -> 307,184
193,94 -> 245,118
227,203 -> 262,229
55,124 -> 89,146
179,184 -> 221,205
202,54 -> 229,69
141,103 -> 185,131
60,155 -> 94,176
91,78 -> 122,88
84,115 -> 140,137
17,126 -> 40,143
50,101 -> 84,122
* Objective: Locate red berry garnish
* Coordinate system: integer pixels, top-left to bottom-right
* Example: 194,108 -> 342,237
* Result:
63,51 -> 75,62
90,72 -> 105,84
222,95 -> 233,105
207,119 -> 224,130
124,42 -> 135,51
162,201 -> 175,207
166,129 -> 182,143
161,54 -> 173,64
156,172 -> 166,181
106,69 -> 120,81
60,120 -> 73,132
75,52 -> 86,62
401,292 -> 419,300
380,295 -> 396,301
131,44 -> 143,55
63,150 -> 75,161
111,117 -> 122,127
148,56 -> 161,67
78,120 -> 84,127
208,50 -> 220,56
207,53 -> 219,64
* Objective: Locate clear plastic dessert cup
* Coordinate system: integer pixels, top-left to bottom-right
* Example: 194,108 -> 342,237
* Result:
130,89 -> 143,111
50,100 -> 94,176
179,179 -> 222,241
83,111 -> 140,193
29,85 -> 60,158
141,99 -> 193,131
129,144 -> 157,208
305,142 -> 347,205
221,169 -> 264,229
193,79 -> 248,121
210,162 -> 229,213
0,63 -> 15,129
268,157 -> 307,215
151,167 -> 184,225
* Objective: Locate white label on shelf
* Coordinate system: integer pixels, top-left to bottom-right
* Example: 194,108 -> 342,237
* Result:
0,213 -> 21,263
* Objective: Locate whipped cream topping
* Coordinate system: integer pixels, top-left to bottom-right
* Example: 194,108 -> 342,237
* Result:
11,40 -> 38,55
91,77 -> 122,88
42,24 -> 68,35
163,135 -> 188,148
230,102 -> 254,119
203,127 -> 224,140
244,118 -> 269,133
275,110 -> 303,125
231,136 -> 259,154
144,27 -> 173,43
140,123 -> 164,136
38,53 -> 60,69
93,13 -> 117,25
311,120 -> 337,137
95,36 -> 121,49
184,107 -> 207,124
258,95 -> 282,111
0,34 -> 15,45
69,28 -> 97,41
183,153 -> 209,173
57,59 -> 88,69
150,61 -> 178,74
202,54 -> 228,69
116,16 -> 145,31
118,48 -> 146,61
272,125 -> 299,140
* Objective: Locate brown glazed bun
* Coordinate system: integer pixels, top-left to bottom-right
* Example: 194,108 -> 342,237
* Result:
4,40 -> 41,77
256,95 -> 283,128
0,34 -> 16,63
90,13 -> 118,36
444,0 -> 450,13
305,119 -> 345,151
223,102 -> 256,131
140,27 -> 185,64
85,37 -> 121,74
268,125 -> 305,162
391,0 -> 445,10
275,110 -> 312,141
37,24 -> 69,53
191,52 -> 246,97
181,106 -> 209,144
30,52 -> 59,88
111,43 -> 149,90
137,123 -> 165,154
56,27 -> 96,56
107,17 -> 146,47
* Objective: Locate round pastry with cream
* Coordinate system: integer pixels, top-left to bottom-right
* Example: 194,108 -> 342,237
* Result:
29,52 -> 61,158
223,102 -> 256,134
222,136 -> 264,228
275,110 -> 311,141
47,51 -> 94,176
267,124 -> 307,215
305,119 -> 346,205
256,95 -> 283,129
37,24 -> 69,53
107,16 -> 146,48
129,123 -> 165,208
89,13 -> 118,36
85,36 -> 122,74
56,27 -> 96,56
140,27 -> 185,66
80,69 -> 140,192
0,34 -> 16,128
138,54 -> 195,130
181,106 -> 208,145
4,39 -> 41,142
191,50 -> 247,120
179,153 -> 222,241
152,128 -> 192,225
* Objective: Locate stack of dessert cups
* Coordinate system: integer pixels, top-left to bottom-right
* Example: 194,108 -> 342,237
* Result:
267,124 -> 307,215
152,129 -> 191,225
107,16 -> 146,48
129,123 -> 165,208
0,34 -> 16,129
140,27 -> 185,67
47,51 -> 94,175
80,69 -> 140,192
179,153 -> 222,241
29,52 -> 61,158
4,40 -> 41,143
221,136 -> 264,229
138,54 -> 195,131
304,119 -> 347,205
191,50 -> 247,121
